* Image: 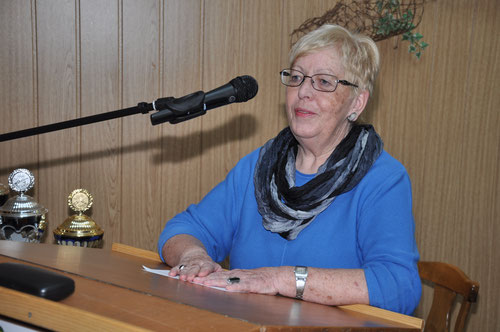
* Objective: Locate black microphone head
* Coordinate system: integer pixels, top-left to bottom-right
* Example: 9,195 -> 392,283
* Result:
230,75 -> 258,102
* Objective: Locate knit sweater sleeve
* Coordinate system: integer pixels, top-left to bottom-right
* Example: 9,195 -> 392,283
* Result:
157,150 -> 256,263
357,161 -> 421,315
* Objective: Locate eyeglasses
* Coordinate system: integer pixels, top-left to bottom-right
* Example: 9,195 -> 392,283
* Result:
280,69 -> 358,92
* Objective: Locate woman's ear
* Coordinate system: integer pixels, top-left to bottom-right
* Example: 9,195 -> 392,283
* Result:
350,90 -> 370,120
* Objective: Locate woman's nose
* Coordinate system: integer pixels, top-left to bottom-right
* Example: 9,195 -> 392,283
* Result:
298,77 -> 315,98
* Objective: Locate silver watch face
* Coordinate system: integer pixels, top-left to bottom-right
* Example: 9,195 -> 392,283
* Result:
294,266 -> 308,277
8,168 -> 35,193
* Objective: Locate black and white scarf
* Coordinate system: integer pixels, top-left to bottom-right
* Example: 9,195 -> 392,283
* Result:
254,124 -> 383,240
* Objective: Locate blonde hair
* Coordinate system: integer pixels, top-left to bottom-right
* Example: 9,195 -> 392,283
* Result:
289,24 -> 380,96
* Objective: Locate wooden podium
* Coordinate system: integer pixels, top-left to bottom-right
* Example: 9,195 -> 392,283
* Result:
0,241 -> 423,331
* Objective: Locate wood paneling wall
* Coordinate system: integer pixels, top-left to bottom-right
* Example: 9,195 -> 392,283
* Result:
0,1 -> 498,331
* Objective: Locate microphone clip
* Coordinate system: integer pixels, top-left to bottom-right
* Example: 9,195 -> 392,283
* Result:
150,91 -> 206,125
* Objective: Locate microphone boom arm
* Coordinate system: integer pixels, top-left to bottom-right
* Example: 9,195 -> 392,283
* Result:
0,74 -> 257,142
0,93 -> 205,142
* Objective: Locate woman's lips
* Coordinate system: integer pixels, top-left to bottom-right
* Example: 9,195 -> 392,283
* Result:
295,108 -> 316,117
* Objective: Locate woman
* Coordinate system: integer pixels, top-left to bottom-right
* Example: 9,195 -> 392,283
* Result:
158,24 -> 421,315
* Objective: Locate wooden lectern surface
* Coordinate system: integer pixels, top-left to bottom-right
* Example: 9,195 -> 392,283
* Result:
0,241 -> 422,331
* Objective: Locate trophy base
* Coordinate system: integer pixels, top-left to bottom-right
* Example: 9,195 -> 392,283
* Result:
0,216 -> 46,243
54,234 -> 103,248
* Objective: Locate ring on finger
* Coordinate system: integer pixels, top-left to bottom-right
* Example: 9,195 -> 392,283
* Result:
227,277 -> 240,285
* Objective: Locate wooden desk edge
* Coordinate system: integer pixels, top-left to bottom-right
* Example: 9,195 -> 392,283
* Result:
0,286 -> 150,332
338,304 -> 423,330
112,242 -> 162,262
111,243 -> 424,331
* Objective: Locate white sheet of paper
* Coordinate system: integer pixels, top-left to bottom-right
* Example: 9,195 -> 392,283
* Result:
142,265 -> 228,291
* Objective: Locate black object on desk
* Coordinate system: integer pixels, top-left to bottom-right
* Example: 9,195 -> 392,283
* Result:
0,262 -> 75,301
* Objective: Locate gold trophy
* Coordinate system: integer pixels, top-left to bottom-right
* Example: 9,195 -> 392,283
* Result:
53,189 -> 104,248
0,168 -> 47,242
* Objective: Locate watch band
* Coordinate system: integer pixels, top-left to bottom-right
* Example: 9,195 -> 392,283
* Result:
294,266 -> 308,300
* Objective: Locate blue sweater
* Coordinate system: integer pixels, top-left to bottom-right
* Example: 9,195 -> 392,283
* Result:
158,148 -> 421,315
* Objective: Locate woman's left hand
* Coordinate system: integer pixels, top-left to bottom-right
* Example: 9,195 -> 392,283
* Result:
193,267 -> 285,295
194,266 -> 370,307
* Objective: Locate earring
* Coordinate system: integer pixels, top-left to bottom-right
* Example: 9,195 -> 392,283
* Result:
348,112 -> 357,122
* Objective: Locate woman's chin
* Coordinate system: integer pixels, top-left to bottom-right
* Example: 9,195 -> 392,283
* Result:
290,126 -> 320,141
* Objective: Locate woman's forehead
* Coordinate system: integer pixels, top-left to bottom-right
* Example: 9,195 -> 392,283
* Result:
292,48 -> 344,74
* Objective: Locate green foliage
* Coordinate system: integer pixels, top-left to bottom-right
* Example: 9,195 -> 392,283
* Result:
375,0 -> 429,59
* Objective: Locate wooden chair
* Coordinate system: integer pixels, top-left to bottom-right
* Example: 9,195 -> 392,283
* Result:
418,261 -> 479,332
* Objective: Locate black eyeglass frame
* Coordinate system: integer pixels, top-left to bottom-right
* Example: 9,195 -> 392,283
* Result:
280,69 -> 358,92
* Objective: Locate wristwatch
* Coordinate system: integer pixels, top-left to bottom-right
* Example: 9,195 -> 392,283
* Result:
294,266 -> 308,300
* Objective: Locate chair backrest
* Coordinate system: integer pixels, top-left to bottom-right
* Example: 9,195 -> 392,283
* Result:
417,261 -> 479,332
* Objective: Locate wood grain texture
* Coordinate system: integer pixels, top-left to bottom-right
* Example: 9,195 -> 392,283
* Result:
120,0 -> 162,249
0,1 -> 498,330
79,0 -> 121,250
35,0 -> 80,244
0,286 -> 150,332
463,0 -> 500,329
0,0 -> 37,182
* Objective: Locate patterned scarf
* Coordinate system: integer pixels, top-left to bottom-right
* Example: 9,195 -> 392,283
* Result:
254,124 -> 383,240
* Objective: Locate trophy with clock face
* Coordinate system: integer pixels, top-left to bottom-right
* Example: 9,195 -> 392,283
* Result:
0,168 -> 48,242
53,189 -> 104,248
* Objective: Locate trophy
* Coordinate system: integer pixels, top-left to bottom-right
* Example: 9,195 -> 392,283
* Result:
53,189 -> 104,248
0,168 -> 48,242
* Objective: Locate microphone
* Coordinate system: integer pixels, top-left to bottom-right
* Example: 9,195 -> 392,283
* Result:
204,75 -> 259,110
0,76 -> 257,142
150,75 -> 258,125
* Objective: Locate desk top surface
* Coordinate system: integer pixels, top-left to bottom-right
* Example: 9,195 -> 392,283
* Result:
0,241 -> 421,331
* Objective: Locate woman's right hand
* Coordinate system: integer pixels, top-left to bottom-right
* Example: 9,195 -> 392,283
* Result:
163,234 -> 222,282
170,249 -> 222,282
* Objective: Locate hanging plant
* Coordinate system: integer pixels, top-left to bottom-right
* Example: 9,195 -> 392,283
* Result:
374,0 -> 429,58
290,0 -> 429,59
